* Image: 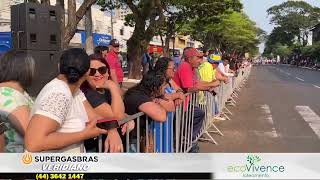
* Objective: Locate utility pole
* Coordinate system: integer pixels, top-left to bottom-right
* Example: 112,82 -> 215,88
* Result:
110,8 -> 114,38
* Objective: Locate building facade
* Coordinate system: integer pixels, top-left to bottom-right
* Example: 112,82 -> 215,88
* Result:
311,23 -> 320,44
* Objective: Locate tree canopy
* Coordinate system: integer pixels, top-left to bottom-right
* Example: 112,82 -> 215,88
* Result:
264,1 -> 320,62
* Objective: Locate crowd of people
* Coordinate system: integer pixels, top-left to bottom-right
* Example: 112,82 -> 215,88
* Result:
0,38 -> 247,153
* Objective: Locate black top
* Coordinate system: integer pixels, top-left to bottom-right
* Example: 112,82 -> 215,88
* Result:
123,89 -> 153,137
83,88 -> 112,108
124,89 -> 152,116
82,87 -> 118,152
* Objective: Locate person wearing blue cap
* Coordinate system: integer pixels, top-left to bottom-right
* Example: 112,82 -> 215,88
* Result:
198,53 -> 229,121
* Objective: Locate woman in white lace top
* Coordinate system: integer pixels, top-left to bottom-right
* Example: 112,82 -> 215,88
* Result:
25,48 -> 107,153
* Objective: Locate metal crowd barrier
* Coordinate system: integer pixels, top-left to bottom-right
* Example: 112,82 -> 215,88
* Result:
98,65 -> 252,153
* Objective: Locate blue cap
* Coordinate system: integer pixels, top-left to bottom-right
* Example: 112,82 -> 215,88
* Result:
207,53 -> 222,64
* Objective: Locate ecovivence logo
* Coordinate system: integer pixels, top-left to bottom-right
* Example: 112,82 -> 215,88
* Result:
227,154 -> 285,178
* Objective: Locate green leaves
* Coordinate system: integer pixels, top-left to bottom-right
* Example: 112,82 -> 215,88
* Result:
246,155 -> 261,165
264,1 -> 320,59
267,1 -> 320,46
182,10 -> 260,56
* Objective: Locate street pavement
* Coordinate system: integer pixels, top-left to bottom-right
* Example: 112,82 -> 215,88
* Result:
199,64 -> 320,152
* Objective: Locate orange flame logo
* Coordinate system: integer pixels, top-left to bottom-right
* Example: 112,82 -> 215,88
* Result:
22,153 -> 32,165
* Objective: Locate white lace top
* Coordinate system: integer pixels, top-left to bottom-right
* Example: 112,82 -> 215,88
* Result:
31,78 -> 88,153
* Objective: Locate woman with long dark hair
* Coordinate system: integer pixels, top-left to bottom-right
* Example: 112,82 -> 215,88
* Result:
25,48 -> 107,153
123,70 -> 175,152
154,57 -> 185,103
81,54 -> 134,153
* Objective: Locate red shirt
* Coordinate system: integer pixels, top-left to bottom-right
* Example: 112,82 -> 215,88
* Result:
106,51 -> 124,83
173,61 -> 198,90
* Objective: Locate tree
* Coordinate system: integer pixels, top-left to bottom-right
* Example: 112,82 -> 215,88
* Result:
267,1 -> 320,46
181,10 -> 260,57
33,0 -> 98,49
272,43 -> 292,61
63,0 -> 98,49
99,0 -> 165,79
178,0 -> 243,52
263,26 -> 295,56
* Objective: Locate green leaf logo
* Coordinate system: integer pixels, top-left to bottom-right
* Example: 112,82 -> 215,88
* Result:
247,154 -> 261,165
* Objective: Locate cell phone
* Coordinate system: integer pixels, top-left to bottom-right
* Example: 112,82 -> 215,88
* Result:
0,122 -> 8,134
96,119 -> 119,130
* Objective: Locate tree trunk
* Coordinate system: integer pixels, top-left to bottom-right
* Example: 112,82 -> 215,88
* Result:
63,0 -> 97,48
160,33 -> 164,48
127,37 -> 143,79
85,7 -> 94,54
163,36 -> 170,57
56,0 -> 65,50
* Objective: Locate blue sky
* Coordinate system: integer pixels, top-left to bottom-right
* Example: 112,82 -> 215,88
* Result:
241,0 -> 320,53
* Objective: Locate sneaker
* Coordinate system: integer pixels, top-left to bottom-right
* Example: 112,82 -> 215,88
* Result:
214,115 -> 226,121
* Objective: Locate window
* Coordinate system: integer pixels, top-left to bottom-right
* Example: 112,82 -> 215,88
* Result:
120,28 -> 124,35
29,8 -> 36,19
49,10 -> 57,21
50,34 -> 57,44
30,33 -> 37,43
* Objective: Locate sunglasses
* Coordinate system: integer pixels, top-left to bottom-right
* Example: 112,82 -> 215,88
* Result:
89,66 -> 108,76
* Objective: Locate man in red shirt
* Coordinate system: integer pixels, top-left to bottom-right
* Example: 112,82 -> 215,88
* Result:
173,47 -> 220,152
106,39 -> 124,87
173,47 -> 220,92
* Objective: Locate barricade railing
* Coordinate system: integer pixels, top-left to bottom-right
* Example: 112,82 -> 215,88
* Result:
97,65 -> 252,153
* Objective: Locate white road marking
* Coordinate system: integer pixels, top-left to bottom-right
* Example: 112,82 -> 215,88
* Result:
295,106 -> 320,139
313,85 -> 320,89
259,104 -> 278,138
296,77 -> 305,82
286,73 -> 291,76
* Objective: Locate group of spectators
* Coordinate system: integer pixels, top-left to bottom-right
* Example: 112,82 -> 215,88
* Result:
0,38 -> 245,153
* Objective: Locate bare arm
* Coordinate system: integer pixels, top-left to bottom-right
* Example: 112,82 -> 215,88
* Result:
155,97 -> 176,112
138,102 -> 167,122
110,69 -> 119,84
83,98 -> 123,153
0,123 -> 6,152
25,115 -> 106,152
215,70 -> 228,83
186,80 -> 220,93
0,134 -> 4,152
6,106 -> 30,136
93,81 -> 126,120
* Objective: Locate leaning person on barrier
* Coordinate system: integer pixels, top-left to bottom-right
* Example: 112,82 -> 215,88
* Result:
81,54 -> 134,153
0,50 -> 35,153
198,53 -> 228,121
154,57 -> 185,152
25,48 -> 108,153
123,70 -> 175,152
173,47 -> 220,153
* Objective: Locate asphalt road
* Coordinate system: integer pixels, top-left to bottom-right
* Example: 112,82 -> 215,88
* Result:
199,64 -> 320,152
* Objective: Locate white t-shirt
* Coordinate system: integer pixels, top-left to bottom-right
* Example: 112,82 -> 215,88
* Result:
218,63 -> 234,77
225,64 -> 230,73
31,78 -> 88,153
